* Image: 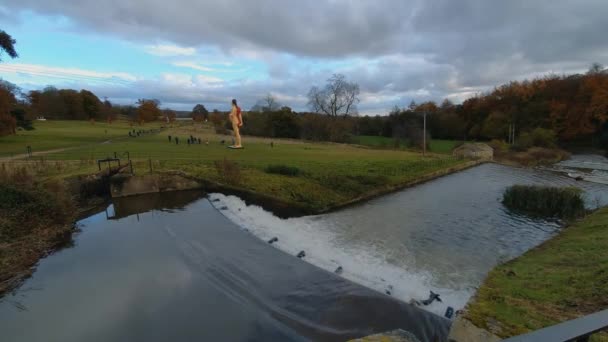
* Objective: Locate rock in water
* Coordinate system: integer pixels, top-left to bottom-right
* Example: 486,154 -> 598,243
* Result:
268,237 -> 278,244
296,251 -> 306,258
421,291 -> 442,306
445,306 -> 454,319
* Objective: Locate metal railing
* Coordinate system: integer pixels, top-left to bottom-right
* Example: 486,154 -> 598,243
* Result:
503,308 -> 608,342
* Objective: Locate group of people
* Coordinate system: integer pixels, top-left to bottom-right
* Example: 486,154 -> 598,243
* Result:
149,99 -> 245,149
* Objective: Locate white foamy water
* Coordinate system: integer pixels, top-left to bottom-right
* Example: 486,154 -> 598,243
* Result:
207,162 -> 608,320
548,154 -> 608,185
209,193 -> 468,316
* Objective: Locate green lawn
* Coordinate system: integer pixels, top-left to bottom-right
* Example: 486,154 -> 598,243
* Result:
1,121 -> 470,213
430,139 -> 460,154
354,135 -> 459,154
0,120 -> 160,157
466,207 -> 608,341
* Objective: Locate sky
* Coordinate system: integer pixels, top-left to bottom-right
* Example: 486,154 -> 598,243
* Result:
0,0 -> 607,114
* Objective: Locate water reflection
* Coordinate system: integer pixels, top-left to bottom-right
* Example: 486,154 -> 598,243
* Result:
107,190 -> 205,219
0,192 -> 449,342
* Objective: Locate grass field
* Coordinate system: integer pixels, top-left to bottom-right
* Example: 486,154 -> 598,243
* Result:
0,120 -> 163,158
354,135 -> 460,154
1,121 -> 469,213
465,207 -> 608,341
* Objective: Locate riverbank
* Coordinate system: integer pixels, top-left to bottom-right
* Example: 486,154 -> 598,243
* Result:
464,207 -> 608,341
0,181 -> 76,296
0,152 -> 474,298
111,158 -> 482,217
493,146 -> 570,167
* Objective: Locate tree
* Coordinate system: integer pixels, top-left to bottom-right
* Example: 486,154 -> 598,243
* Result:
0,80 -> 17,135
102,97 -> 117,123
80,90 -> 102,122
251,94 -> 281,112
0,30 -> 18,62
136,99 -> 161,124
307,74 -> 360,117
191,104 -> 209,121
588,63 -> 604,75
267,107 -> 300,138
163,108 -> 177,123
59,89 -> 84,120
263,93 -> 279,111
11,108 -> 32,130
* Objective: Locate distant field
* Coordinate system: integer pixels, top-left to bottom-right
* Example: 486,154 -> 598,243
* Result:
354,135 -> 459,154
430,139 -> 460,154
1,121 -> 468,213
0,120 -> 154,157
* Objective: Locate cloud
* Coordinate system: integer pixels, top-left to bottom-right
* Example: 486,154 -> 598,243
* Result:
144,44 -> 196,56
3,0 -> 608,113
0,63 -> 137,84
172,61 -> 216,72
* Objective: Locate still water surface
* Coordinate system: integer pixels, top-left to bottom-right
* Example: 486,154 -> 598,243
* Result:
2,159 -> 607,341
0,191 -> 449,342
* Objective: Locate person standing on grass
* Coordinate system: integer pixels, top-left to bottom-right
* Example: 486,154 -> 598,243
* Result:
229,99 -> 243,149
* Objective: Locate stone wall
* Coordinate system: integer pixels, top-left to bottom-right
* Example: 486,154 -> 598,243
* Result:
110,173 -> 202,198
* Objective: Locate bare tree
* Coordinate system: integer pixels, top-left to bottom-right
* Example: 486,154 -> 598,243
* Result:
251,93 -> 281,112
307,74 -> 360,117
588,62 -> 605,75
264,93 -> 279,111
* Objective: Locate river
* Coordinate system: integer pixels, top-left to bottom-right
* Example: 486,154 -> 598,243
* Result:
1,159 -> 607,341
209,162 -> 608,317
0,191 -> 449,342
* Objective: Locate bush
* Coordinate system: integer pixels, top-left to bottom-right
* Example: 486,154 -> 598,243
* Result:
513,132 -> 534,150
300,114 -> 355,143
265,165 -> 301,177
489,139 -> 509,152
214,124 -> 228,135
214,158 -> 241,185
502,185 -> 585,219
514,128 -> 557,150
530,128 -> 557,148
0,180 -> 75,242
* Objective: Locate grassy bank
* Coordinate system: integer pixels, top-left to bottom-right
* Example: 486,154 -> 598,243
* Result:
2,121 -> 471,214
0,120 -> 160,158
465,207 -> 608,341
0,120 -> 477,297
354,135 -> 459,154
493,146 -> 570,167
0,180 -> 76,296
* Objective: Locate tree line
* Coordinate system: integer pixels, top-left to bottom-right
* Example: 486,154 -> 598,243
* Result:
1,42 -> 607,150
234,68 -> 608,150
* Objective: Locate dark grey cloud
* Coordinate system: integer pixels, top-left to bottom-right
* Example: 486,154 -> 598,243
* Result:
3,0 -> 412,58
3,0 -> 608,113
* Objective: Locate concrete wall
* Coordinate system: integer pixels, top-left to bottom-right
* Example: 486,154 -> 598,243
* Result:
110,173 -> 202,198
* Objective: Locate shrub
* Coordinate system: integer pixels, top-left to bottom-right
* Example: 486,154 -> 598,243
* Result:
265,165 -> 301,176
514,128 -> 557,150
513,132 -> 533,151
528,147 -> 569,164
530,128 -> 557,148
214,158 -> 241,185
214,124 -> 228,135
0,180 -> 75,242
489,139 -> 509,152
502,185 -> 585,219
